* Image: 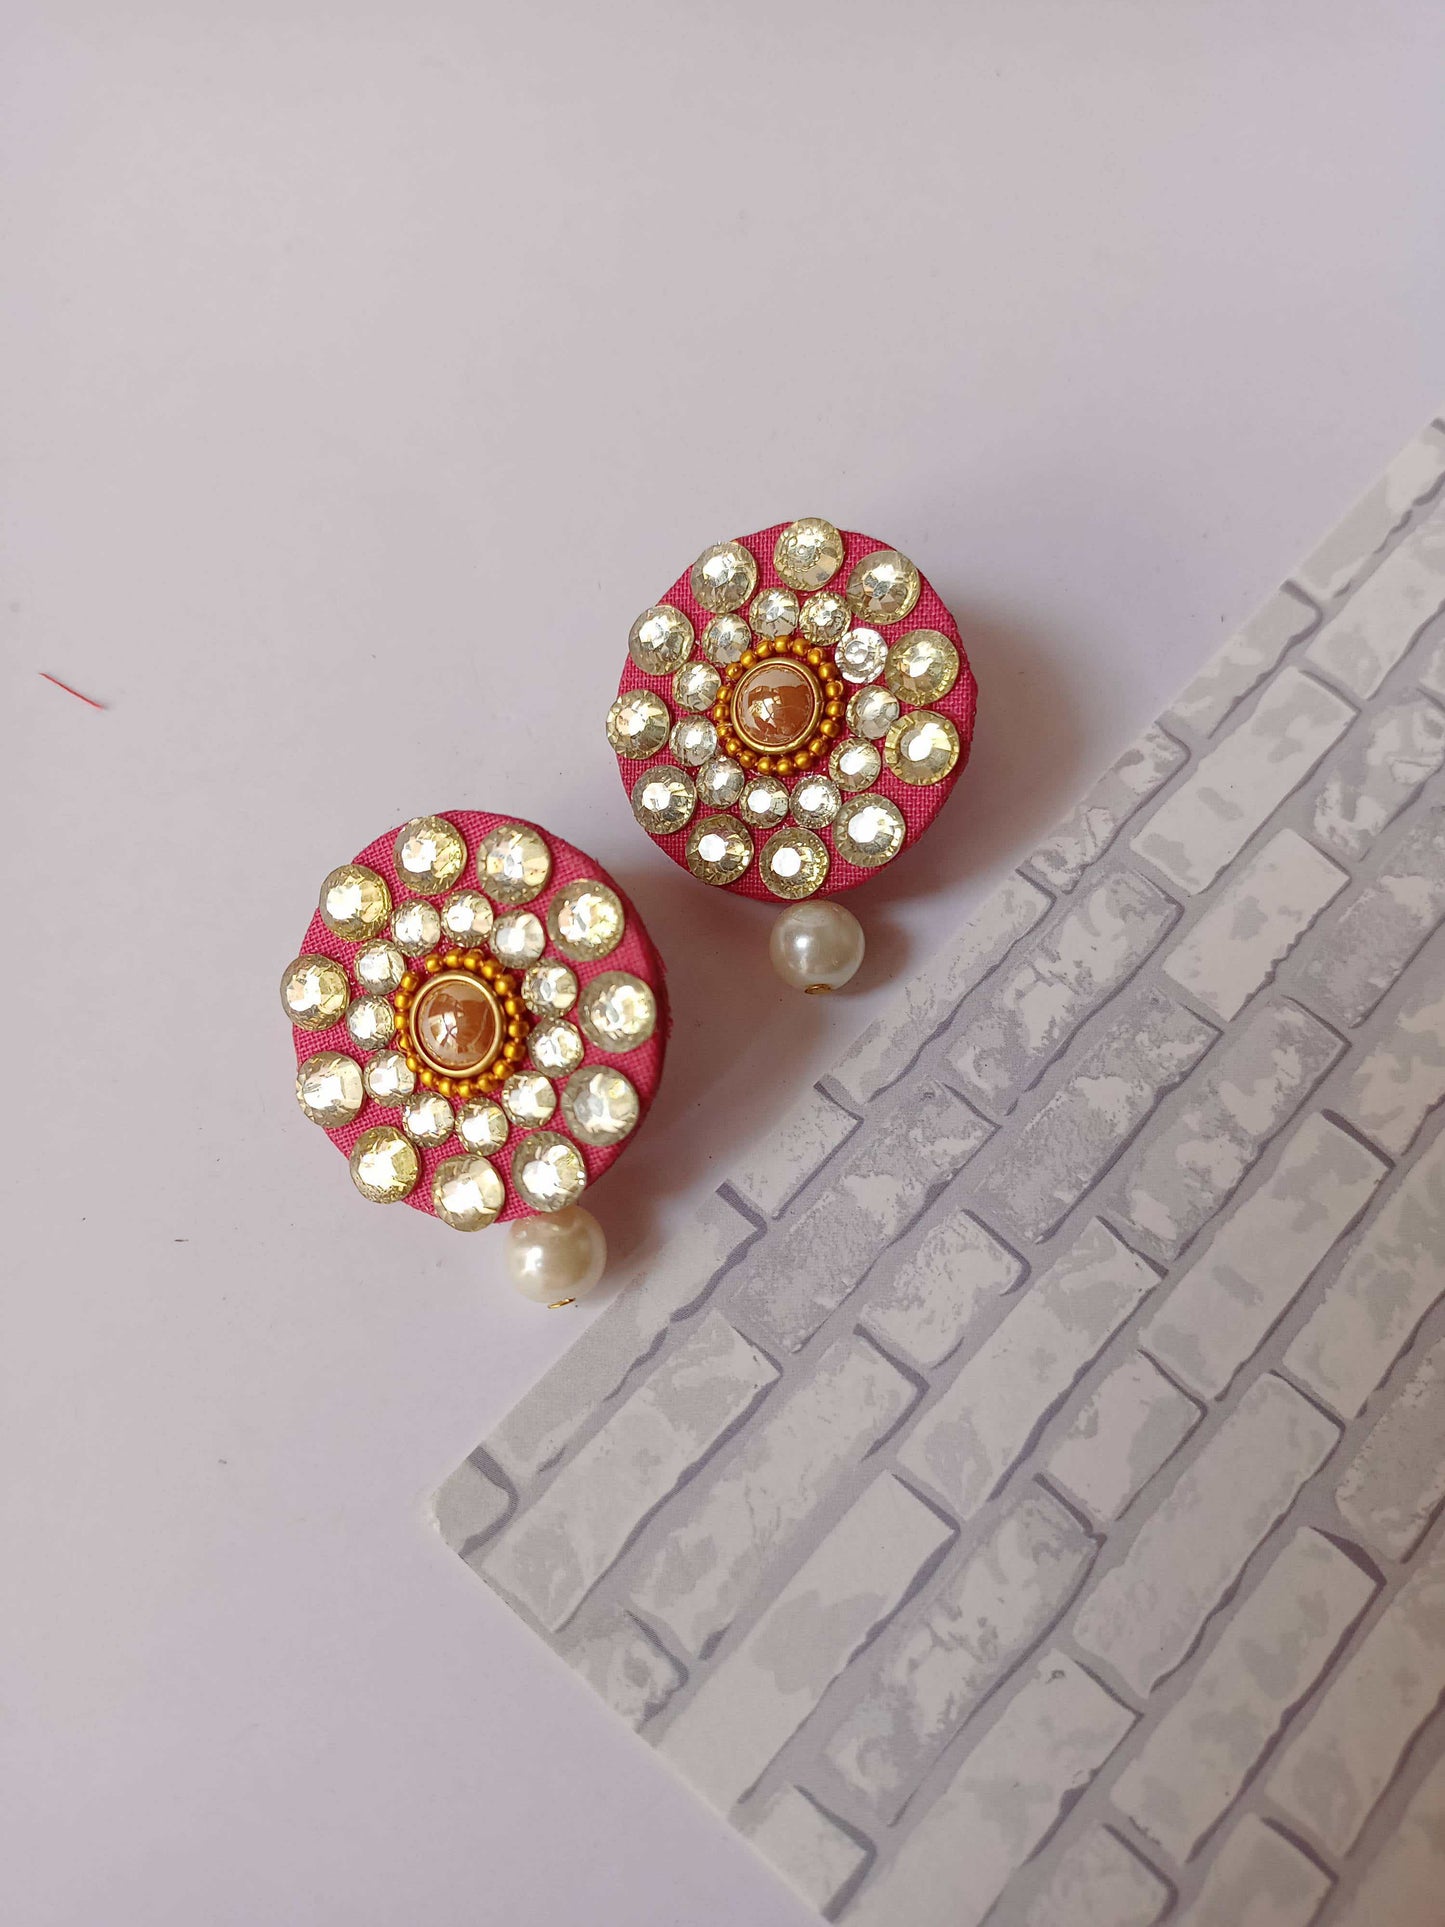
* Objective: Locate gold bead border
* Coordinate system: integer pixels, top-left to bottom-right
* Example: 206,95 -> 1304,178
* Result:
709,635 -> 846,777
391,950 -> 532,1102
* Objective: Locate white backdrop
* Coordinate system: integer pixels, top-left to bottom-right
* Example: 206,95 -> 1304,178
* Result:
3,3 -> 1443,1923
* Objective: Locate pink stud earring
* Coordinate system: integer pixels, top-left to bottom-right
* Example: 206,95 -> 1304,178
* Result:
280,811 -> 667,1305
607,520 -> 976,989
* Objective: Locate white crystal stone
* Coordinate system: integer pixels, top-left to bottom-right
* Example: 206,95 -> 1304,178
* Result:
697,755 -> 746,808
631,765 -> 696,834
670,715 -> 718,767
502,1072 -> 557,1127
521,962 -> 578,1016
431,1154 -> 505,1231
834,794 -> 907,867
578,970 -> 658,1050
690,540 -> 757,614
548,880 -> 625,962
799,591 -> 852,644
491,911 -> 546,968
401,1090 -> 455,1146
455,1098 -> 509,1153
628,603 -> 694,674
295,1051 -> 365,1127
476,823 -> 552,906
606,688 -> 672,758
441,889 -> 494,948
834,626 -> 889,683
885,710 -> 961,785
750,586 -> 800,638
319,865 -> 391,941
393,816 -> 466,893
847,685 -> 902,739
364,1050 -> 416,1106
846,549 -> 921,624
345,994 -> 396,1050
701,613 -> 752,665
349,1126 -> 419,1202
790,775 -> 841,827
885,628 -> 960,704
280,954 -> 349,1030
758,827 -> 830,899
529,1019 -> 585,1075
562,1065 -> 640,1147
391,898 -> 443,956
829,737 -> 883,790
355,940 -> 407,993
673,661 -> 722,712
738,775 -> 790,828
511,1131 -> 588,1212
686,813 -> 754,886
774,518 -> 845,591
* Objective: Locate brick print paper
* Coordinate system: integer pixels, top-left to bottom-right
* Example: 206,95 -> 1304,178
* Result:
437,417 -> 1445,1924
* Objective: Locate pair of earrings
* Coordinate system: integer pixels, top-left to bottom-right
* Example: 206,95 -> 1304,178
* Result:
279,520 -> 977,1305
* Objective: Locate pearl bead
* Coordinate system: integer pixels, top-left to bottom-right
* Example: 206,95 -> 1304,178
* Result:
769,901 -> 866,993
505,1206 -> 607,1305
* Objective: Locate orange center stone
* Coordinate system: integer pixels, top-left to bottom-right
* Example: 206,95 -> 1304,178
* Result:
731,658 -> 823,754
409,971 -> 503,1077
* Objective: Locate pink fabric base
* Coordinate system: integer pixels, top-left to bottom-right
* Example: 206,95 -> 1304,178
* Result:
613,523 -> 978,900
287,810 -> 669,1226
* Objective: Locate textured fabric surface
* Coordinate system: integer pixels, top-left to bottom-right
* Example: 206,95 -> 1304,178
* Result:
614,523 -> 979,900
286,810 -> 669,1225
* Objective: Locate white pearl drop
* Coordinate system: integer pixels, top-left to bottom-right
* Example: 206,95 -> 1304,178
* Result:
505,1206 -> 607,1305
769,901 -> 866,993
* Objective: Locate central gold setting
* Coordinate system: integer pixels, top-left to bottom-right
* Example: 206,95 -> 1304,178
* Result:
712,637 -> 847,775
731,658 -> 823,755
392,951 -> 531,1100
410,970 -> 504,1078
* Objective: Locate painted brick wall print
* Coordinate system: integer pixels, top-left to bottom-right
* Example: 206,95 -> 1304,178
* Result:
437,418 -> 1445,1924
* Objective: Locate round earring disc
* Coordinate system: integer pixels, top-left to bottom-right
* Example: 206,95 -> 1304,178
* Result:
607,521 -> 976,899
283,811 -> 669,1226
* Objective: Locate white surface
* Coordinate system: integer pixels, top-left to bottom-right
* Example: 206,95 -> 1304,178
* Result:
2,3 -> 1442,1923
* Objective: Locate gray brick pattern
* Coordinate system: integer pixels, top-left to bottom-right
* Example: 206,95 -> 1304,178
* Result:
438,418 -> 1445,1924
